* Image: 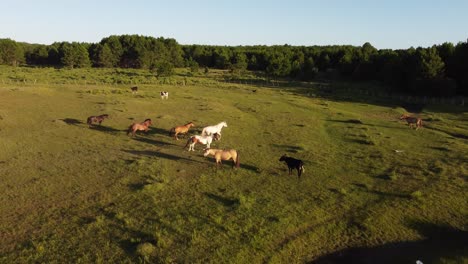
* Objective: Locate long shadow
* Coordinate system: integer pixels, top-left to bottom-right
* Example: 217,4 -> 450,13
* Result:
122,149 -> 203,164
60,118 -> 83,125
239,163 -> 260,173
203,192 -> 240,207
327,119 -> 364,124
424,125 -> 468,140
311,221 -> 468,264
89,125 -> 122,133
147,127 -> 170,137
131,136 -> 176,146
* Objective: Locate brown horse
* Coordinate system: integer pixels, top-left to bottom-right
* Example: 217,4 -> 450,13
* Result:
87,114 -> 109,127
169,122 -> 195,140
203,148 -> 240,168
127,118 -> 152,137
400,114 -> 423,130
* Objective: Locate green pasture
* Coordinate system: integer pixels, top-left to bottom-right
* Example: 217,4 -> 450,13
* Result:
0,67 -> 466,263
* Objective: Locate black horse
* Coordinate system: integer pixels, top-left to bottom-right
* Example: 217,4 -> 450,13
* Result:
279,154 -> 305,178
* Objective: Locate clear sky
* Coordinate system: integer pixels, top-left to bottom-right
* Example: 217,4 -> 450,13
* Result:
1,0 -> 467,49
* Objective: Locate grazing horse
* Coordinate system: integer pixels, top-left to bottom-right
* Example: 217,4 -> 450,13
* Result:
279,154 -> 305,178
160,91 -> 169,99
131,86 -> 138,94
86,114 -> 109,127
201,121 -> 228,137
127,119 -> 152,137
184,133 -> 220,151
400,114 -> 423,130
203,148 -> 240,168
169,122 -> 195,140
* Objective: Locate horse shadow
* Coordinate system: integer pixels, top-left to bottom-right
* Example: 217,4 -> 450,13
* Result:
131,136 -> 176,146
60,118 -> 83,125
122,149 -> 203,164
147,127 -> 170,137
311,220 -> 468,264
203,192 -> 240,208
89,125 -> 122,133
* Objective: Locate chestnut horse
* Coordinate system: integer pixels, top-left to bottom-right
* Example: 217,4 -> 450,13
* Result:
87,114 -> 109,127
203,148 -> 239,168
127,119 -> 152,137
400,114 -> 423,130
169,122 -> 195,140
184,133 -> 220,151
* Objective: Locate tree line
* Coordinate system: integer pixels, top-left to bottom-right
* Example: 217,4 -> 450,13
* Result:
0,35 -> 467,96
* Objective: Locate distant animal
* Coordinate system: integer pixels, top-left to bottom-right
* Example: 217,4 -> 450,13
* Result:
169,122 -> 195,140
160,91 -> 169,99
201,121 -> 228,137
279,154 -> 305,178
127,118 -> 152,137
86,114 -> 109,127
203,148 -> 240,168
400,114 -> 423,130
184,133 -> 220,151
131,86 -> 138,94
252,89 -> 257,93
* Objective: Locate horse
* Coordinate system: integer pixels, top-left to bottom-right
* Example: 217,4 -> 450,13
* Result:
279,154 -> 305,178
169,122 -> 195,140
400,114 -> 423,130
127,119 -> 152,137
203,148 -> 240,168
201,121 -> 228,137
160,91 -> 169,99
184,133 -> 220,151
131,86 -> 138,94
87,114 -> 109,127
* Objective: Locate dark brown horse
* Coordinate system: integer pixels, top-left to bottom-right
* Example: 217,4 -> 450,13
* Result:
169,122 -> 195,140
400,114 -> 423,130
87,114 -> 109,127
127,119 -> 152,137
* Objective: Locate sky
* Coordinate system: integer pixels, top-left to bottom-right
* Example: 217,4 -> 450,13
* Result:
1,0 -> 467,49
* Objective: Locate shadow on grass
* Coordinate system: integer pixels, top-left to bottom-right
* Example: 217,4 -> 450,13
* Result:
203,192 -> 240,207
89,125 -> 122,133
61,118 -> 83,125
327,119 -> 364,124
273,144 -> 306,154
424,125 -> 468,140
122,149 -> 203,164
131,136 -> 176,146
311,221 -> 468,264
147,127 -> 170,137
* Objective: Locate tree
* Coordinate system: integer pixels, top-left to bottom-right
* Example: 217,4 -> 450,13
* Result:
151,60 -> 174,77
59,42 -> 91,68
0,38 -> 24,66
418,47 -> 445,79
230,52 -> 248,73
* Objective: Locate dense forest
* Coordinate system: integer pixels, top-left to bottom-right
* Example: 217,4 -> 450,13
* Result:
0,35 -> 467,96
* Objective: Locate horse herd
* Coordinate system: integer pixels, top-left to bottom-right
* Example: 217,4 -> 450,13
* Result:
86,110 -> 423,178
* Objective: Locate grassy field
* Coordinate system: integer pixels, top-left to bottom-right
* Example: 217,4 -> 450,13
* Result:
0,66 -> 467,263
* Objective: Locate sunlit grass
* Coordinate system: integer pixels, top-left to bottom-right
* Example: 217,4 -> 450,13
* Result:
0,66 -> 466,263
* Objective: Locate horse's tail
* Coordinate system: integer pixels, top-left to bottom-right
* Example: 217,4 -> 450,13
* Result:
87,117 -> 92,126
127,125 -> 133,135
236,150 -> 240,168
184,136 -> 194,149
169,127 -> 175,136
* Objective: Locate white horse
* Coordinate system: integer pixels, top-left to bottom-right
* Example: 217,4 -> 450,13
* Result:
184,133 -> 220,151
201,121 -> 227,137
